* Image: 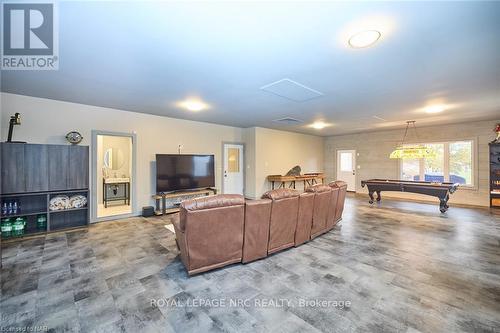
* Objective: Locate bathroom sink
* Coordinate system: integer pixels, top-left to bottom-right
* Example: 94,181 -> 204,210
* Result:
104,177 -> 130,184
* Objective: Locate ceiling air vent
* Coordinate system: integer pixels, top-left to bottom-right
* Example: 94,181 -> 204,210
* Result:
261,78 -> 323,102
273,117 -> 304,125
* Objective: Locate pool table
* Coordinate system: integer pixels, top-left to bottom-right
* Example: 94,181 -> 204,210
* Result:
360,179 -> 459,213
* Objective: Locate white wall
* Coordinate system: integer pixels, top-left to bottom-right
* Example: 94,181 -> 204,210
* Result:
1,93 -> 326,215
324,120 -> 499,207
245,127 -> 324,198
1,93 -> 243,219
242,127 -> 257,198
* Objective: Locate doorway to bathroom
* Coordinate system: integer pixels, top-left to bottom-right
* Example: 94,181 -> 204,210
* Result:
91,131 -> 136,221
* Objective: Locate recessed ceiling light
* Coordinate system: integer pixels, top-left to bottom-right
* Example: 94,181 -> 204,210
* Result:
423,104 -> 446,114
176,98 -> 209,112
348,30 -> 381,48
309,121 -> 331,130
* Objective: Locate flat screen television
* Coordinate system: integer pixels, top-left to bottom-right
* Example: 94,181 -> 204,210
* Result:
156,154 -> 215,192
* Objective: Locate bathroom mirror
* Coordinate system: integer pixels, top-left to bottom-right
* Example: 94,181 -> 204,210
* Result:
104,148 -> 125,170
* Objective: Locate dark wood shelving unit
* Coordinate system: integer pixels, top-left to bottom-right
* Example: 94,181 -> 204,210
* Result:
1,143 -> 89,242
489,142 -> 500,208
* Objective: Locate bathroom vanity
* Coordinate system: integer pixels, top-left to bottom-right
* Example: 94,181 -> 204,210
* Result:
103,177 -> 130,208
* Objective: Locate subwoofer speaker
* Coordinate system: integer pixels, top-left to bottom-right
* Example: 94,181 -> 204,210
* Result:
142,206 -> 155,217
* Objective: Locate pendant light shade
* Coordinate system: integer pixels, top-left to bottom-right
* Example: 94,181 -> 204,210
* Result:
389,145 -> 436,159
389,121 -> 435,159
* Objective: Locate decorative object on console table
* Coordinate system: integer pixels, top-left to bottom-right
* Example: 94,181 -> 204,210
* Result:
285,165 -> 301,176
489,142 -> 500,208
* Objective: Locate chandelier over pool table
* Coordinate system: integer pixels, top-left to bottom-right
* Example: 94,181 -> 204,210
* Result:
389,121 -> 436,159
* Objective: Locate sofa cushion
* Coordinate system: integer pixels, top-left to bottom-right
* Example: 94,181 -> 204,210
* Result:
295,192 -> 315,246
268,196 -> 299,253
242,199 -> 272,263
261,188 -> 300,200
181,194 -> 244,211
305,184 -> 331,193
310,187 -> 332,239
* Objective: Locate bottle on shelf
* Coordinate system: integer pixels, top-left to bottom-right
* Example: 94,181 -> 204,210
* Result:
37,215 -> 47,230
7,202 -> 13,215
13,201 -> 18,214
1,218 -> 13,238
12,217 -> 25,237
1,202 -> 7,216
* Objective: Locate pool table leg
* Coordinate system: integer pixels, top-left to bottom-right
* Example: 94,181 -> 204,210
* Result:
376,191 -> 381,202
368,191 -> 375,204
439,194 -> 450,213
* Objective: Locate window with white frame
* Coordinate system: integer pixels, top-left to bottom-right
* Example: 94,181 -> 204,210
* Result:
400,140 -> 474,186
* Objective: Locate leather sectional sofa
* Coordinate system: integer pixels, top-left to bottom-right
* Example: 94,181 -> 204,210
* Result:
173,181 -> 347,275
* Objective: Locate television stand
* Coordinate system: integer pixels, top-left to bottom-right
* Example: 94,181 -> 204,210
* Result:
152,188 -> 217,215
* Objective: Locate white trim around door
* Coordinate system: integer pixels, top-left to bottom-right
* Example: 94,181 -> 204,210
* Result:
91,130 -> 137,223
222,142 -> 245,195
336,149 -> 356,192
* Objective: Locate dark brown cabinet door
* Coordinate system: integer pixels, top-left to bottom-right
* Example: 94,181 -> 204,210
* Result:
1,143 -> 26,194
25,144 -> 49,192
48,145 -> 69,191
68,145 -> 89,189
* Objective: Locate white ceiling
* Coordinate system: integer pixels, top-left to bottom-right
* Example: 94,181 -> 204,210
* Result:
2,1 -> 500,136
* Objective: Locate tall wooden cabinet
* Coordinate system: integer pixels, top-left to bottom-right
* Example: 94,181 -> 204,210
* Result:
0,142 -> 90,241
69,145 -> 89,189
1,143 -> 89,194
25,144 -> 49,192
1,143 -> 26,194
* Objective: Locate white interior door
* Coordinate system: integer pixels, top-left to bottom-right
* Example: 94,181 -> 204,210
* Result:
337,150 -> 356,191
223,144 -> 244,195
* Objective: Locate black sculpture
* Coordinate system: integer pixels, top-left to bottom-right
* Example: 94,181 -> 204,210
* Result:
285,165 -> 301,176
6,113 -> 25,143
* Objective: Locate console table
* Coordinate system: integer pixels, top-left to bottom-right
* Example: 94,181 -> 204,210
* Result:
153,188 -> 217,215
267,173 -> 325,190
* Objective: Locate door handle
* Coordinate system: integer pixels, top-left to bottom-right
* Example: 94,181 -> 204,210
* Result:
352,170 -> 356,175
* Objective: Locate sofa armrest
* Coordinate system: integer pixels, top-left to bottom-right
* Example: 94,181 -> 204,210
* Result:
172,215 -> 184,234
172,215 -> 189,269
